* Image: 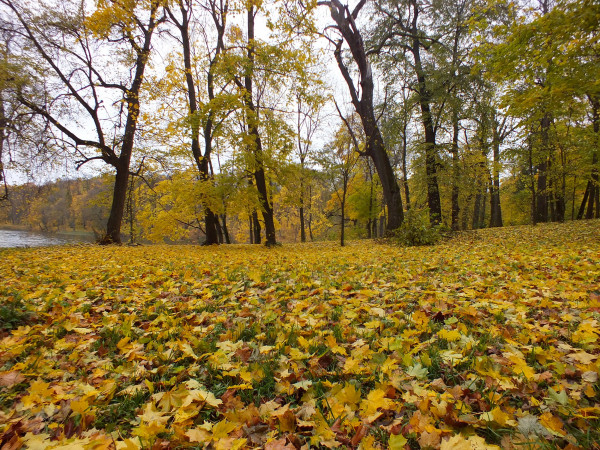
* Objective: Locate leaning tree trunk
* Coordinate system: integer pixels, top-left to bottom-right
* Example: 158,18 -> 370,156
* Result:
325,0 -> 404,232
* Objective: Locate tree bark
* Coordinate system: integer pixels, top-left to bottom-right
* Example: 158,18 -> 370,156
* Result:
451,111 -> 460,230
245,5 -> 276,246
325,0 -> 404,232
409,4 -> 441,224
102,3 -> 162,244
578,95 -> 600,219
252,209 -> 261,244
401,118 -> 410,211
489,121 -> 503,227
534,114 -> 551,223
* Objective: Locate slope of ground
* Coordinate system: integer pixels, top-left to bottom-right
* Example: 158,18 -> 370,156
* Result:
1,221 -> 599,449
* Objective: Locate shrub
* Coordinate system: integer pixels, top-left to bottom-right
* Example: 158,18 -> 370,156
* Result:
392,208 -> 444,247
0,298 -> 32,331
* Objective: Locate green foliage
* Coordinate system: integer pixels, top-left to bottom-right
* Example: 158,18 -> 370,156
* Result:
0,297 -> 31,331
391,208 -> 444,247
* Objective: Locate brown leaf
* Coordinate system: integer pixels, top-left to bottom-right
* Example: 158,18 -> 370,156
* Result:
265,438 -> 295,450
351,424 -> 369,446
279,410 -> 297,433
0,372 -> 25,388
418,430 -> 441,448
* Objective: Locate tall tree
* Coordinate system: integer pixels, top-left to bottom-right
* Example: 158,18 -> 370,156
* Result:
319,119 -> 360,246
165,0 -> 228,245
3,0 -> 165,243
371,0 -> 444,224
238,2 -> 277,246
318,0 -> 404,232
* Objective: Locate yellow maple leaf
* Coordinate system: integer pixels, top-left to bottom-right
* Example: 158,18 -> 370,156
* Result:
211,420 -> 237,440
539,412 -> 566,436
389,434 -> 408,449
70,398 -> 89,415
360,388 -> 394,417
29,379 -> 53,398
325,334 -> 347,355
335,383 -> 362,406
186,427 -> 212,443
438,329 -> 461,342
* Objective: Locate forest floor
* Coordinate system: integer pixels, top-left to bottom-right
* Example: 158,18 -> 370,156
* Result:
0,220 -> 599,449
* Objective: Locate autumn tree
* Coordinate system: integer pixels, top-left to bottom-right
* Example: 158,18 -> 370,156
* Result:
2,0 -> 166,243
318,0 -> 404,232
319,118 -> 361,246
164,0 -> 231,244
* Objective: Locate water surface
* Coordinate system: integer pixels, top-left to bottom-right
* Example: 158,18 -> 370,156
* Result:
0,229 -> 94,248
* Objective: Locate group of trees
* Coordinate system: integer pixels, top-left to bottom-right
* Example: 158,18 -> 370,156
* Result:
0,0 -> 598,245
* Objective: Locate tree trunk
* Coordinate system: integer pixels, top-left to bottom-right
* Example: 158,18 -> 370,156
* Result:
579,95 -> 600,219
472,191 -> 482,229
528,133 -> 537,224
252,209 -> 261,244
401,120 -> 410,211
489,123 -> 503,227
340,198 -> 345,246
411,30 -> 442,224
245,6 -> 276,246
326,0 -> 403,232
451,112 -> 460,230
104,4 -> 160,244
221,214 -> 231,243
480,189 -> 487,227
367,162 -> 374,238
535,114 -> 551,223
299,175 -> 306,242
248,216 -> 253,244
105,165 -> 129,243
299,205 -> 306,242
308,184 -> 314,241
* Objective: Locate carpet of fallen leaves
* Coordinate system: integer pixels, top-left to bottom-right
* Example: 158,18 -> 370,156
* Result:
1,221 -> 599,450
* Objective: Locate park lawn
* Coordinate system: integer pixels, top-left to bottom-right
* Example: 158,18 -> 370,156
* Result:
0,221 -> 599,449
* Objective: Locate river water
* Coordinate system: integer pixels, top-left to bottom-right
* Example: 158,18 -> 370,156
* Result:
0,229 -> 94,248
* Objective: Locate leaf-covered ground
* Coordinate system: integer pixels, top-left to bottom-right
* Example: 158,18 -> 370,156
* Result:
1,221 -> 599,449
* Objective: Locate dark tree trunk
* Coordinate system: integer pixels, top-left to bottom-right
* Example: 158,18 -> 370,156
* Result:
105,165 -> 130,243
214,214 -> 224,243
410,20 -> 442,224
103,3 -> 161,244
248,216 -> 253,244
401,120 -> 410,211
489,124 -> 503,227
326,0 -> 404,232
579,95 -> 600,219
221,214 -> 231,243
528,134 -> 537,224
299,173 -> 306,242
480,189 -> 487,227
451,112 -> 460,230
367,162 -> 374,238
167,0 -> 224,244
245,6 -> 276,246
252,209 -> 261,244
299,204 -> 306,242
472,191 -> 482,229
340,197 -> 345,247
535,114 -> 552,223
